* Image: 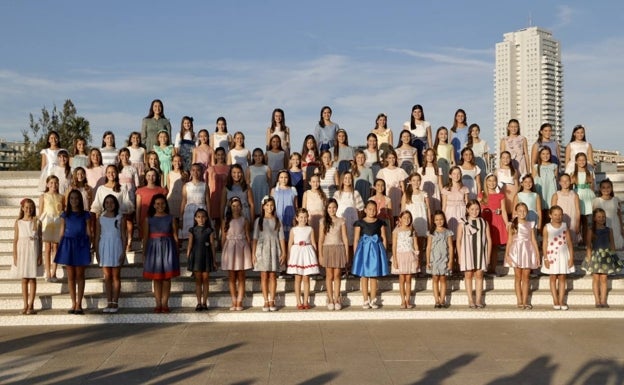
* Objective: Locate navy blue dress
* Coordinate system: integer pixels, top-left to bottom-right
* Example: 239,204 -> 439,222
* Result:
143,215 -> 180,280
54,211 -> 91,266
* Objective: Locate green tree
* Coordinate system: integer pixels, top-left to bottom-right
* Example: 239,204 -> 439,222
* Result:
19,99 -> 91,170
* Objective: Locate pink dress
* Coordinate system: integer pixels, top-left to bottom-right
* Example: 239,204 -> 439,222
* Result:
194,146 -> 213,172
504,136 -> 528,176
304,190 -> 325,243
442,186 -> 469,239
505,221 -> 538,268
221,217 -> 252,271
555,190 -> 580,244
207,165 -> 229,220
418,166 -> 441,212
376,167 -> 408,217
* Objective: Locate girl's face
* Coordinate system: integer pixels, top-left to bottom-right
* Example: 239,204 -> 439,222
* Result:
152,102 -> 162,115
521,177 -> 533,191
467,203 -> 480,218
367,136 -> 377,148
48,134 -> 59,146
195,211 -> 208,226
158,132 -> 168,145
540,149 -> 551,163
560,176 -> 571,190
508,121 -> 519,135
90,150 -> 101,165
104,197 -> 116,213
69,192 -> 81,209
385,153 -> 397,167
462,151 -> 473,163
231,167 -> 243,182
306,138 -> 315,150
153,198 -> 167,214
296,212 -> 308,226
183,119 -> 192,131
399,213 -> 411,227
23,201 -> 35,217
106,167 -> 117,182
104,134 -> 114,146
322,108 -> 331,121
355,153 -> 365,166
274,111 -> 283,124
337,131 -> 346,144
455,111 -> 466,125
253,151 -> 264,164
119,151 -> 130,164
145,171 -> 157,185
327,202 -> 338,216
410,175 -> 421,188
376,116 -> 386,128
172,156 -> 182,169
310,176 -> 320,190
216,120 -> 226,132
278,172 -> 289,186
215,150 -> 225,163
500,153 -> 511,166
148,154 -> 158,166
412,108 -> 423,120
270,136 -> 281,149
485,176 -> 497,190
290,155 -> 301,167
401,132 -> 411,144
516,204 -> 528,220
593,211 -> 606,226
576,155 -> 587,168
76,140 -> 85,151
75,169 -> 86,182
231,200 -> 242,214
550,208 -> 564,224
541,126 -> 552,139
600,183 -> 613,197
58,154 -> 68,166
130,134 -> 140,146
234,134 -> 244,145
47,178 -> 59,191
438,130 -> 448,142
321,152 -> 331,165
434,214 -> 445,228
263,200 -> 275,216
450,168 -> 462,182
374,180 -> 385,194
574,128 -> 585,141
364,203 -> 377,218
198,131 -> 208,144
470,127 -> 480,138
342,173 -> 353,187
425,150 -> 435,163
190,166 -> 201,180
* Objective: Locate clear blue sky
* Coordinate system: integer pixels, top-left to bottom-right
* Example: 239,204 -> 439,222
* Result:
0,1 -> 622,154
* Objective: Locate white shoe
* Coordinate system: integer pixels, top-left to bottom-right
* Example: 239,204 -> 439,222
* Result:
370,299 -> 379,309
327,303 -> 335,311
561,305 -> 569,310
553,305 -> 561,310
362,301 -> 371,309
334,302 -> 342,311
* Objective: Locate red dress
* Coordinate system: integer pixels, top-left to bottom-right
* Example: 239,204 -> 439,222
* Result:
207,164 -> 229,220
478,191 -> 508,245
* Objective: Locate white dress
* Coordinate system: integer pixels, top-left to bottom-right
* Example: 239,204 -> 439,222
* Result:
229,148 -> 250,172
377,167 -> 409,217
38,148 -> 62,191
181,182 -> 207,239
418,166 -> 441,212
565,141 -> 590,174
541,223 -> 575,274
15,219 -> 40,278
459,165 -> 481,200
335,190 -> 364,245
404,191 -> 428,236
286,226 -> 320,275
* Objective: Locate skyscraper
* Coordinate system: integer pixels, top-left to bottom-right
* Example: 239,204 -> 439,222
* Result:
494,26 -> 563,163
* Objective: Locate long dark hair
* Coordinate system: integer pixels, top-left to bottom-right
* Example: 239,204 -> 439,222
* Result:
323,198 -> 338,234
147,193 -> 169,217
410,105 -> 425,129
537,123 -> 552,144
450,109 -> 467,133
270,108 -> 286,134
65,189 -> 86,216
180,116 -> 195,141
318,106 -> 332,128
226,164 -> 248,191
103,194 -> 120,217
257,196 -> 280,232
192,208 -> 212,229
105,164 -> 121,192
145,99 -> 166,119
429,210 -> 448,235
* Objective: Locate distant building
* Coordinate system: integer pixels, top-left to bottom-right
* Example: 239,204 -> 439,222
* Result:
0,139 -> 27,170
593,148 -> 624,173
494,26 -> 564,164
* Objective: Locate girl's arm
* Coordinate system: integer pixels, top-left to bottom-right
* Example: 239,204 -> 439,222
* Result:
484,222 -> 492,266
353,225 -> 361,256
565,228 -> 575,268
302,191 -> 308,210
455,222 -> 463,259
380,222 -> 387,249
142,218 -> 149,261
551,191 -> 558,208
400,193 -> 406,212
425,235 -> 432,269
266,168 -> 272,187
171,217 -> 179,246
585,226 -> 593,261
609,227 -> 616,251
530,143 -> 539,168
436,173 -> 443,193
446,234 -> 454,270
442,192 -> 447,212
530,227 -> 541,267
475,173 -> 482,197
504,227 -> 515,266
564,144 -> 571,168
334,170 -> 340,187
587,143 -> 594,167
246,188 -> 255,224
279,237 -> 287,265
522,138 -> 530,172
226,151 -> 232,166
542,226 -> 551,268
265,128 -> 271,151
426,126 -> 433,151
38,195 -> 45,219
245,168 -> 251,186
120,218 -> 127,264
340,222 -> 349,265
186,232 -> 194,258
500,198 -> 509,229
391,229 -> 398,267
287,228 -> 294,264
41,152 -> 46,171
424,195 -> 432,227
135,194 -> 142,226
36,220 -> 42,264
243,218 -> 251,246
210,233 -> 217,269
94,216 -> 101,262
535,195 -> 543,230
317,221 -> 325,265
221,221 -> 227,251
310,228 -> 317,252
12,220 -> 18,266
512,192 -> 519,213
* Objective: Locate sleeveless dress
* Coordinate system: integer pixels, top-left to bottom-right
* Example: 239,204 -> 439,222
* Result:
377,167 -> 409,217
592,197 -> 624,249
266,151 -> 285,186
353,166 -> 374,201
253,218 -> 283,272
166,171 -> 184,221
249,165 -> 270,217
427,229 -> 454,275
225,185 -> 252,223
458,217 -> 489,271
574,172 -> 595,215
135,186 -> 167,233
207,164 -> 229,220
98,215 -> 123,267
100,147 -> 118,166
289,169 -> 304,208
71,154 -> 88,171
181,182 -> 207,239
555,190 -> 580,245
128,147 -> 146,178
143,215 -> 180,279
441,186 -> 469,239
39,148 -> 62,191
505,221 -> 538,269
479,191 -> 508,245
212,132 -> 230,153
504,135 -> 528,176
516,192 -> 539,226
54,211 -> 91,266
391,228 -> 419,274
418,166 -> 442,212
119,165 -> 140,204
229,148 -> 250,172
15,219 -> 40,278
436,144 -> 454,186
565,141 -> 590,174
174,132 -> 195,172
320,217 -> 347,268
274,186 -> 297,241
582,227 -> 624,274
534,163 -> 558,210
153,145 -> 174,188
221,217 -> 252,271
335,190 -> 364,245
541,223 -> 575,275
351,219 -> 389,277
40,193 -> 64,243
459,165 -> 481,200
193,146 -> 213,172
187,225 -> 215,272
404,191 -> 429,236
496,168 -> 518,216
286,226 -> 320,275
319,166 -> 338,199
471,140 -> 490,182
305,190 -> 325,242
450,126 -> 469,163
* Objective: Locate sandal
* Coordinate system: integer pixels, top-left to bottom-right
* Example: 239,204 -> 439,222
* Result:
235,301 -> 243,311
26,308 -> 37,315
109,302 -> 119,313
263,301 -> 270,312
269,301 -> 277,312
195,304 -> 203,312
202,303 -> 208,310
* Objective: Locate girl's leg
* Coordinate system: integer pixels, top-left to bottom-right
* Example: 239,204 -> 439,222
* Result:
161,279 -> 171,309
50,243 -> 58,278
294,275 -> 303,307
194,272 -> 203,305
325,267 -> 334,305
75,266 -> 86,310
489,246 -> 498,274
27,278 -> 37,312
398,275 -> 406,307
464,271 -> 474,306
521,269 -> 531,307
112,267 -> 121,306
360,277 -> 369,305
550,275 -> 560,306
475,270 -> 484,306
228,271 -> 237,308
201,272 -> 210,306
513,267 -> 523,306
153,280 -> 163,309
557,274 -> 567,307
66,266 -> 77,310
591,274 -> 600,306
21,278 -> 28,313
439,275 -> 448,306
432,275 -> 440,305
303,276 -> 310,307
269,272 -> 277,308
600,274 -> 608,305
370,278 -> 378,307
404,274 -> 412,307
580,215 -> 589,245
236,271 -> 246,309
43,242 -> 51,279
260,272 -> 269,303
125,213 -> 134,251
332,268 -> 342,307
102,267 -> 113,305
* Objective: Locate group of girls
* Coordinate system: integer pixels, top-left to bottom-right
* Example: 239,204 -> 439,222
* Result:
15,101 -> 623,314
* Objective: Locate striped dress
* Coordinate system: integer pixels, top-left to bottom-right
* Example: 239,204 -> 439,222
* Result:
458,217 -> 489,271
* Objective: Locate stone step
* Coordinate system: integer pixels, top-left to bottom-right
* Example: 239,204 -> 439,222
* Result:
0,197 -> 41,206
1,185 -> 41,197
0,288 -> 620,311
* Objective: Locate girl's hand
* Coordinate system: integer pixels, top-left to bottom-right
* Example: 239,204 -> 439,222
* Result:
252,256 -> 257,266
568,257 -> 574,268
504,255 -> 513,267
279,255 -> 286,265
119,252 -> 126,265
544,259 -> 550,269
426,262 -> 431,269
392,257 -> 398,268
37,257 -> 42,266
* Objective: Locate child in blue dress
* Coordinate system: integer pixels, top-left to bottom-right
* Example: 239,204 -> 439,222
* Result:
271,170 -> 297,243
96,194 -> 126,313
352,200 -> 388,309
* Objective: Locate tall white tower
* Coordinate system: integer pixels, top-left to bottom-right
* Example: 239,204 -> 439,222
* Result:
494,27 -> 563,162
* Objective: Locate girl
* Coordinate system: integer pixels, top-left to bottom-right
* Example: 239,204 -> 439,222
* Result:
53,150 -> 71,195
186,208 -> 216,311
505,203 -> 540,309
391,211 -> 419,309
222,197 -> 252,311
302,174 -> 327,243
146,149 -> 161,173
352,149 -> 374,201
13,198 -> 42,315
266,135 -> 287,186
126,132 -> 146,181
441,166 -> 469,240
332,128 -> 354,176
583,208 -> 624,308
334,172 -> 364,249
135,168 -> 167,236
39,131 -> 62,192
272,170 -> 298,242
497,151 -> 519,219
288,152 -> 305,208
39,175 -> 64,282
395,129 -> 419,175
222,164 -> 254,224
466,123 -> 489,181
179,163 -> 209,242
551,173 -> 581,245
363,133 -> 381,177
315,106 -> 340,152
118,148 -> 140,251
426,210 -> 454,308
192,129 -> 214,171
533,146 -> 558,225
67,167 -> 93,212
91,165 -> 135,243
207,147 -> 229,240
253,196 -> 286,312
565,124 -> 594,174
352,200 -> 389,309
85,148 -> 105,190
174,116 -> 196,172
593,179 -> 624,250
571,153 -> 594,244
369,178 -> 392,247
449,108 -> 469,162
376,149 -> 408,221
227,131 -> 251,172
478,174 -> 508,274
95,195 -> 126,314
418,148 -> 443,212
531,123 -> 561,167
372,113 -> 393,154
542,205 -> 576,310
141,99 -> 172,154
456,200 -> 491,308
154,130 -> 174,188
403,104 -> 432,166
248,148 -> 271,218
513,174 -> 542,229
500,119 -> 530,176
401,173 -> 430,253
458,147 -> 482,200
55,189 -> 92,314
167,154 -> 187,238
318,198 -> 349,310
287,208 -> 321,309
100,131 -> 118,166
266,108 -> 290,153
301,134 -> 320,182
142,194 -> 179,313
70,137 -> 88,170
211,116 -> 232,153
433,126 -> 455,186
315,150 -> 339,199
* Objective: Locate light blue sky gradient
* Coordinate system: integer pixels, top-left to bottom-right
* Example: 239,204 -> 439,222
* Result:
0,1 -> 622,154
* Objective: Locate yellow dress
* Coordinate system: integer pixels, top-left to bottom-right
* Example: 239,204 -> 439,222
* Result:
40,193 -> 63,243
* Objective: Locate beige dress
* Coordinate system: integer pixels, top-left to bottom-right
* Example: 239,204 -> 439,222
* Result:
320,217 -> 347,268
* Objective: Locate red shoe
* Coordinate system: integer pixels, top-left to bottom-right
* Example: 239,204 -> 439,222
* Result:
154,307 -> 162,313
304,304 -> 311,310
297,304 -> 305,310
162,306 -> 170,313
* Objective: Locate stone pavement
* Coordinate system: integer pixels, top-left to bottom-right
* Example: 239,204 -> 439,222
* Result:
1,320 -> 622,385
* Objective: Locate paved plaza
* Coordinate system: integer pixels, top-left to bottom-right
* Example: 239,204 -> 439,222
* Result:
0,319 -> 622,385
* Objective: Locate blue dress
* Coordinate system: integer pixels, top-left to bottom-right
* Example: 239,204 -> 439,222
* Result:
582,227 -> 624,275
351,219 -> 389,277
289,170 -> 304,208
274,187 -> 297,241
143,215 -> 180,280
54,211 -> 91,266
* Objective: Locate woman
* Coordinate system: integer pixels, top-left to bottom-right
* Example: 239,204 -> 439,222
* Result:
314,106 -> 340,152
141,99 -> 172,153
403,104 -> 432,166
